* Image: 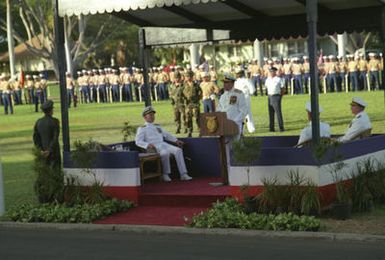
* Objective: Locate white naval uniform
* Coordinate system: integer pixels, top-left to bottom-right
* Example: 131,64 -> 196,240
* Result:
338,111 -> 372,143
297,122 -> 331,147
217,87 -> 247,140
234,77 -> 256,133
135,122 -> 187,176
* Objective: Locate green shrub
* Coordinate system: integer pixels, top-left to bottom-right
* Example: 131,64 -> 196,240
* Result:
33,148 -> 64,204
188,199 -> 320,231
6,199 -> 133,223
257,172 -> 320,216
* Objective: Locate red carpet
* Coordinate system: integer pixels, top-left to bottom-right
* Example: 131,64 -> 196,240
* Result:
94,177 -> 230,226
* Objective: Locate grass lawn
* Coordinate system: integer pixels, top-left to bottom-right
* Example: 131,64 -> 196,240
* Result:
1,85 -> 385,233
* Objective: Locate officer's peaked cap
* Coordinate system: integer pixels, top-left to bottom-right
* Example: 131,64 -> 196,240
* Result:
142,106 -> 156,117
41,100 -> 54,112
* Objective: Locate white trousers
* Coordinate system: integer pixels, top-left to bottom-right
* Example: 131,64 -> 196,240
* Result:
156,143 -> 187,176
244,94 -> 255,133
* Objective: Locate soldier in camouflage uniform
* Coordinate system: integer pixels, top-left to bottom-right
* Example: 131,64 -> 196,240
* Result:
169,72 -> 187,134
183,71 -> 202,137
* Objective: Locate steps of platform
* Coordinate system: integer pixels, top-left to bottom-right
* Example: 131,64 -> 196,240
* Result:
94,178 -> 229,226
138,177 -> 230,207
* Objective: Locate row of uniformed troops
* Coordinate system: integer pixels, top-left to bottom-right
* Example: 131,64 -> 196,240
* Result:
247,52 -> 383,95
64,64 -> 219,107
0,73 -> 49,115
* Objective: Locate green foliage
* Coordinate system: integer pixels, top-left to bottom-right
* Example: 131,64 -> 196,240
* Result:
232,137 -> 263,196
312,139 -> 342,165
188,199 -> 320,231
122,121 -> 137,142
232,137 -> 262,165
350,159 -> 385,212
301,181 -> 321,216
6,199 -> 133,223
257,171 -> 320,216
71,139 -> 104,170
63,175 -> 108,206
32,148 -> 64,204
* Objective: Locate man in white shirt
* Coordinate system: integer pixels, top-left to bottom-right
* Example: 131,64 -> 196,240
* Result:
297,101 -> 331,147
135,106 -> 192,182
265,67 -> 285,132
217,73 -> 248,140
234,68 -> 256,133
338,97 -> 372,143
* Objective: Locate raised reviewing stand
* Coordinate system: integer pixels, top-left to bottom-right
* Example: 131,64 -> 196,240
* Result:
200,112 -> 239,184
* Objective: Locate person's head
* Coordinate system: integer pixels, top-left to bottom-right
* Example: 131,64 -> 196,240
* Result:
305,101 -> 323,121
350,97 -> 367,115
142,106 -> 156,123
235,68 -> 243,78
185,71 -> 194,81
222,73 -> 236,91
174,72 -> 182,83
268,67 -> 278,77
202,72 -> 210,82
41,100 -> 54,115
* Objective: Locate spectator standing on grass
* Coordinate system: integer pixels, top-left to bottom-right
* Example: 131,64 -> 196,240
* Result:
265,67 -> 285,132
33,100 -> 61,169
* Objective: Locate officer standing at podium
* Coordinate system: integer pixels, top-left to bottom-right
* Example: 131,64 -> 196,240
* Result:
217,73 -> 247,140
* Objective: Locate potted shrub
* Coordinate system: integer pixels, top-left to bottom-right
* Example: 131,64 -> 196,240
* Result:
301,181 -> 321,216
231,137 -> 262,213
331,180 -> 352,220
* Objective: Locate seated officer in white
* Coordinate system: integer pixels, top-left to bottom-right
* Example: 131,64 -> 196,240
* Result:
297,101 -> 331,147
338,97 -> 372,143
217,73 -> 248,140
135,106 -> 192,182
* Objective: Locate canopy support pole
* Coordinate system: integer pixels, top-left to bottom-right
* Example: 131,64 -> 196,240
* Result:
53,0 -> 70,152
381,6 -> 385,100
139,28 -> 151,107
306,0 -> 320,145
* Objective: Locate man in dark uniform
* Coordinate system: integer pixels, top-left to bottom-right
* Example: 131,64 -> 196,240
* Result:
33,100 -> 61,169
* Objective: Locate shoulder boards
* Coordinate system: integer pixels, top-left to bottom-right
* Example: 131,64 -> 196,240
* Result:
234,89 -> 242,94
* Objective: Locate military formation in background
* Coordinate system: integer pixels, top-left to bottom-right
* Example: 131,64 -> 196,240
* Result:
0,52 -> 383,122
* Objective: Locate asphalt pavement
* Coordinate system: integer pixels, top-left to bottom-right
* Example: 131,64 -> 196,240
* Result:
1,224 -> 385,260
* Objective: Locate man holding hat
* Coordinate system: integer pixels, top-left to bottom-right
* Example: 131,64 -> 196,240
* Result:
297,101 -> 331,147
135,106 -> 192,182
200,72 -> 219,113
265,67 -> 285,132
33,100 -> 61,169
234,67 -> 256,133
217,73 -> 247,140
338,97 -> 372,143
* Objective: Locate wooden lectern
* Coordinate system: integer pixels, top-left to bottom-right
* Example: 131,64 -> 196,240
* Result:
200,112 -> 239,184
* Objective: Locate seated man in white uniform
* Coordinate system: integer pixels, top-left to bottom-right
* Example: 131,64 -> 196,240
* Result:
297,101 -> 331,147
135,106 -> 192,182
217,73 -> 248,140
338,97 -> 372,143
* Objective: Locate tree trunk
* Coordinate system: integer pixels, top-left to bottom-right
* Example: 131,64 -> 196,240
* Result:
6,0 -> 16,77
